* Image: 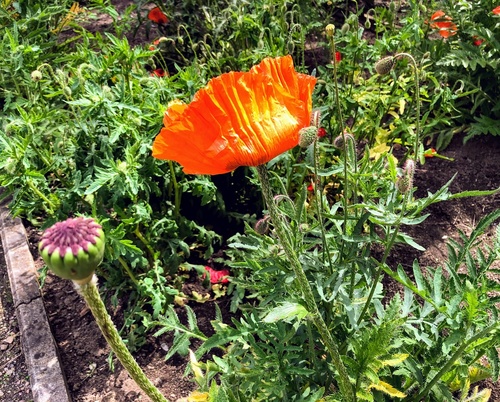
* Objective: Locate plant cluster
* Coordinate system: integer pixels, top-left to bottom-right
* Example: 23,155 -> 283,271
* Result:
2,1 -> 500,401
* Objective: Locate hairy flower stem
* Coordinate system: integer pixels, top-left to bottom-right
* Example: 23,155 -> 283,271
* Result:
256,165 -> 354,402
168,160 -> 181,220
313,141 -> 333,272
77,276 -> 168,402
394,53 -> 420,159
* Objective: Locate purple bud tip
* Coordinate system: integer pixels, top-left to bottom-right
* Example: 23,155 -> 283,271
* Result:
39,217 -> 103,258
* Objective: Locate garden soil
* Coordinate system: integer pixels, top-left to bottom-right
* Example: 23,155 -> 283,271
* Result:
2,0 -> 500,400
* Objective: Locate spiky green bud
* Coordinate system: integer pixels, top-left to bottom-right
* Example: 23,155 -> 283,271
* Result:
374,56 -> 395,75
39,217 -> 105,284
299,126 -> 319,148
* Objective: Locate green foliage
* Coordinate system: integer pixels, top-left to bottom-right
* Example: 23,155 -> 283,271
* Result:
2,1 -> 500,401
424,0 -> 500,142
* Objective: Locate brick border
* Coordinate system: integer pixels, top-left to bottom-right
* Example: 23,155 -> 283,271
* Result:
0,200 -> 72,402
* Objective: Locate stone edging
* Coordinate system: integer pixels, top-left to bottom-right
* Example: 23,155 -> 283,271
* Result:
0,200 -> 72,402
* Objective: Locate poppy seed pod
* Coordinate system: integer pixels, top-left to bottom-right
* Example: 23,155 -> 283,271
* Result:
374,56 -> 395,75
39,217 -> 105,283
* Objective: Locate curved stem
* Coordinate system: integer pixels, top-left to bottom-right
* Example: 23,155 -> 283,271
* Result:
77,276 -> 168,402
395,53 -> 420,159
256,165 -> 355,402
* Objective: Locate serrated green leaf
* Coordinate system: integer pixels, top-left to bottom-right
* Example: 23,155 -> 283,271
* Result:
262,302 -> 308,323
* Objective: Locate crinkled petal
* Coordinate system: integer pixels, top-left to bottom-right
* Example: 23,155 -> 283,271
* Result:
152,56 -> 317,175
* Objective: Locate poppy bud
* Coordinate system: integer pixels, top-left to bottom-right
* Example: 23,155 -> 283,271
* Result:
374,56 -> 395,75
31,70 -> 42,81
341,23 -> 350,34
333,132 -> 355,150
39,217 -> 105,284
310,110 -> 321,128
396,159 -> 415,194
334,132 -> 357,169
325,24 -> 335,38
299,126 -> 319,148
254,216 -> 270,235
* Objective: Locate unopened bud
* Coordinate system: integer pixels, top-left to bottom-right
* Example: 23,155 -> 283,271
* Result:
310,110 -> 321,128
396,159 -> 415,194
341,23 -> 350,34
374,56 -> 395,75
299,126 -> 319,148
325,24 -> 335,38
254,216 -> 270,235
39,217 -> 105,284
31,70 -> 42,81
333,132 -> 355,150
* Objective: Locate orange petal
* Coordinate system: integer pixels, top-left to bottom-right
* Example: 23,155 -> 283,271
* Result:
152,56 -> 317,175
430,10 -> 446,21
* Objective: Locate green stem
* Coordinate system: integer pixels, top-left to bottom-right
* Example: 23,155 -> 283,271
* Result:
117,255 -> 139,286
313,141 -> 333,272
356,193 -> 409,326
168,161 -> 181,220
394,53 -> 420,159
135,225 -> 155,267
410,323 -> 500,401
77,276 -> 168,402
256,165 -> 355,402
26,179 -> 56,214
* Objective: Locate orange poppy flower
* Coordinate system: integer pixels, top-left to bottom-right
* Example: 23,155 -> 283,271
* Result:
148,6 -> 168,24
152,55 -> 317,175
429,10 -> 457,38
493,6 -> 500,15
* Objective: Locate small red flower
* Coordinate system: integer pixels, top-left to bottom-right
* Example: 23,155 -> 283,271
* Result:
203,266 -> 230,284
335,51 -> 342,63
492,6 -> 500,15
307,182 -> 314,191
150,68 -> 167,77
148,6 -> 168,24
473,36 -> 484,46
317,127 -> 327,138
149,39 -> 161,50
